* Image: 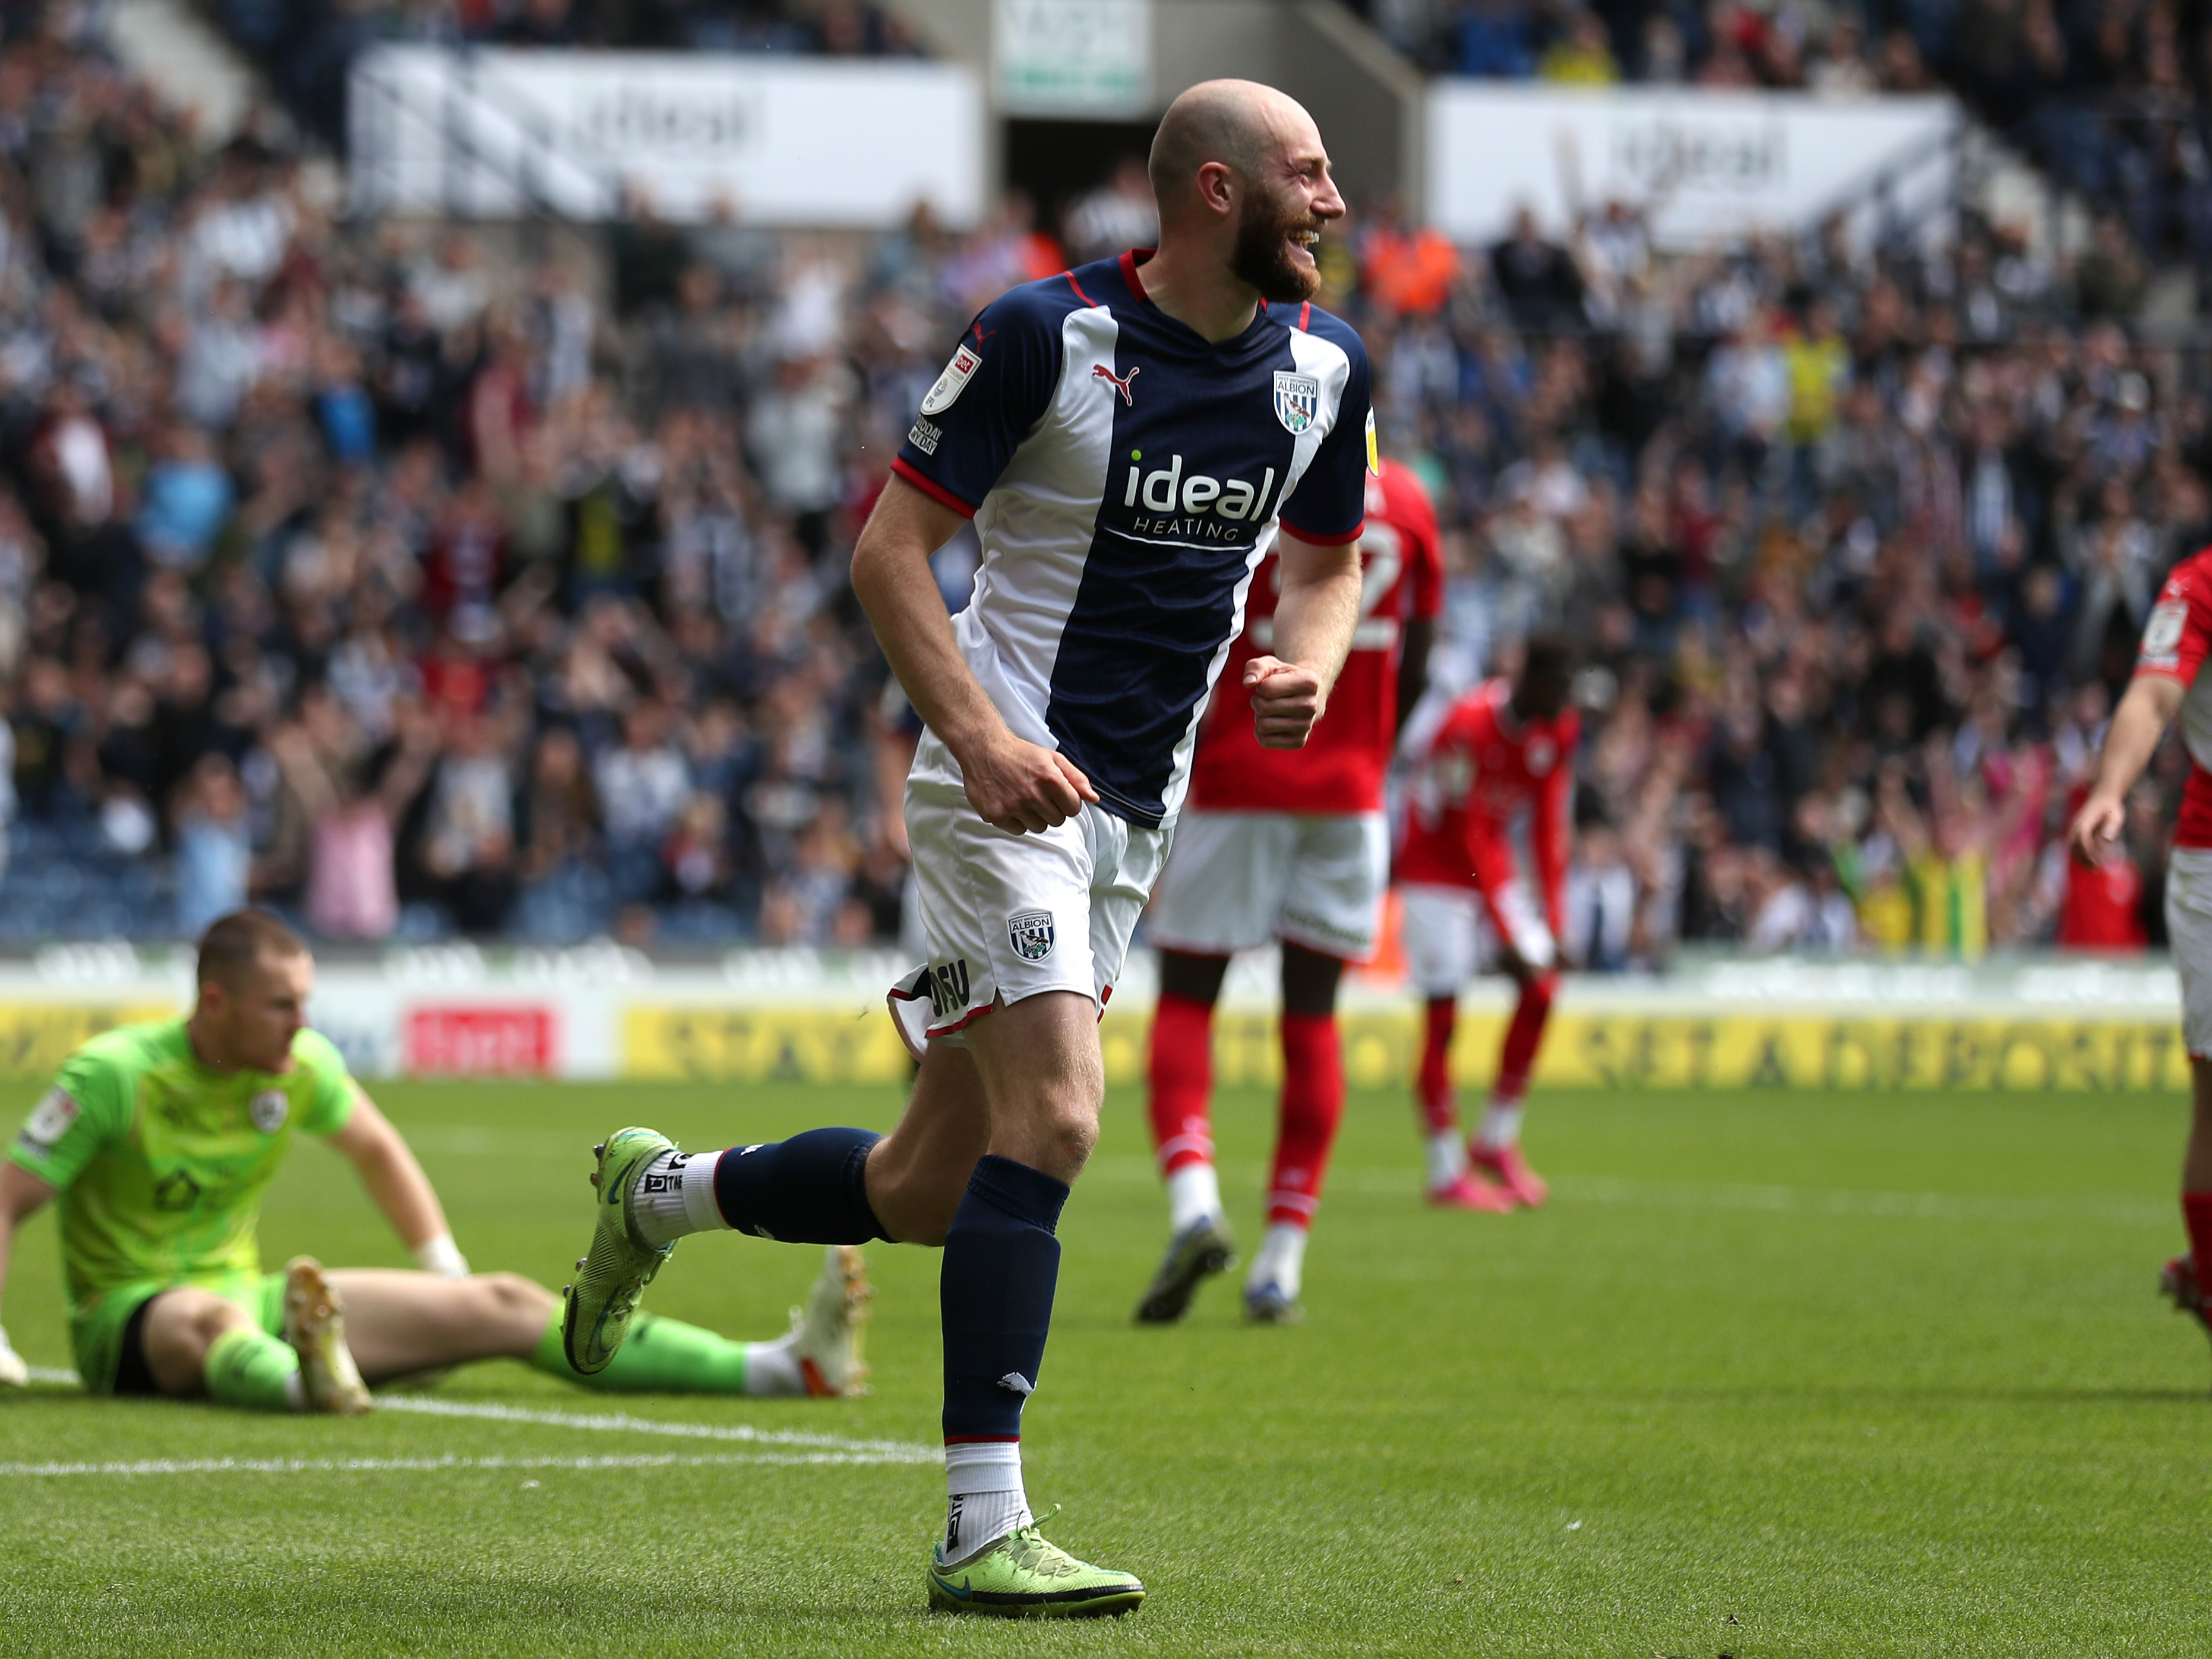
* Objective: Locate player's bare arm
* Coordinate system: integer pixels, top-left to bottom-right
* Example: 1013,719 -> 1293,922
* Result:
327,1091 -> 463,1271
1247,530 -> 1363,748
2071,674 -> 2184,864
0,1159 -> 54,1383
850,475 -> 1097,835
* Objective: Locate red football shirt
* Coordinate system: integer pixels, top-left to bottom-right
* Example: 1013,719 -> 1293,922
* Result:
2131,546 -> 2212,849
1185,459 -> 1445,815
2058,853 -> 2147,950
1396,678 -> 1578,929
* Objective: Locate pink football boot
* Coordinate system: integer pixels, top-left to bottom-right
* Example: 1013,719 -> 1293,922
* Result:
1469,1144 -> 1549,1209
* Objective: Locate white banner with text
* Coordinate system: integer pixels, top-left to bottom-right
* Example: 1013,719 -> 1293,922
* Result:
348,48 -> 985,227
1426,86 -> 1960,250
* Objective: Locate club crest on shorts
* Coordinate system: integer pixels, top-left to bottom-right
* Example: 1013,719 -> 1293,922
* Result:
1008,909 -> 1056,962
249,1089 -> 289,1133
1273,371 -> 1321,435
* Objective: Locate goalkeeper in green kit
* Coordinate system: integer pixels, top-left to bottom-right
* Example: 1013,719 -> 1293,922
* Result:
0,911 -> 868,1412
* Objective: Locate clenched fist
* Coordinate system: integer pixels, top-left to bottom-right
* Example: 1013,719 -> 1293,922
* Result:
1245,656 -> 1325,750
959,730 -> 1098,834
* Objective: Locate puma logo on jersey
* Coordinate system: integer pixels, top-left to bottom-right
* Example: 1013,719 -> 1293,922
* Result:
1092,362 -> 1140,405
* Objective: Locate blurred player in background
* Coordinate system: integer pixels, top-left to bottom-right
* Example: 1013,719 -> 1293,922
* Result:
1397,637 -> 1579,1210
0,911 -> 867,1408
1135,456 -> 1440,1325
2069,553 -> 2212,1354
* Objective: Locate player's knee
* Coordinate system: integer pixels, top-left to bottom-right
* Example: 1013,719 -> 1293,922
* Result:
148,1290 -> 252,1380
475,1272 -> 552,1320
1522,972 -> 1557,1015
1031,1095 -> 1099,1178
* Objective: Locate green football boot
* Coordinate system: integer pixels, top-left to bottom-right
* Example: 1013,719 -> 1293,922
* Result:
562,1126 -> 679,1374
927,1514 -> 1145,1618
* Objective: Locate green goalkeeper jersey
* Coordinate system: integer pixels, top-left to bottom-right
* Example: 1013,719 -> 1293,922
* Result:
7,1019 -> 356,1317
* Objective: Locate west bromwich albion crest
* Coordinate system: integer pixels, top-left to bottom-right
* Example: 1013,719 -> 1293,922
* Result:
1273,371 -> 1321,435
1008,909 -> 1055,962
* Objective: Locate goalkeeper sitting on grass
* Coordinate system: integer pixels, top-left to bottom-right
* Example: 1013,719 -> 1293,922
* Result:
0,909 -> 867,1413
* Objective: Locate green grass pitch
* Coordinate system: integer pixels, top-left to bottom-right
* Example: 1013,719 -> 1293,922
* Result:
0,1075 -> 2205,1657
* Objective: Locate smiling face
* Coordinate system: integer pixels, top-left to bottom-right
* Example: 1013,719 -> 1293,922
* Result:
1226,105 -> 1342,304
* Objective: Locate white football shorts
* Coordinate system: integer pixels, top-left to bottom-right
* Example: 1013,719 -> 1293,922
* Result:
893,779 -> 1168,1047
2167,848 -> 2212,1059
1145,808 -> 1389,961
1399,877 -> 1557,997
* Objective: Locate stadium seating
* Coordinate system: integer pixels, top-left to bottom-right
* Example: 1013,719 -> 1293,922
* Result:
0,5 -> 2207,962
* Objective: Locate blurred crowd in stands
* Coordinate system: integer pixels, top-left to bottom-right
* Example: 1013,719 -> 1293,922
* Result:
0,10 -> 2201,962
1350,178 -> 2195,966
1367,0 -> 2212,292
213,0 -> 925,147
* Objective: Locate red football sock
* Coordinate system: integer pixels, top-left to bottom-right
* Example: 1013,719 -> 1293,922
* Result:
1418,997 -> 1458,1133
2183,1192 -> 2212,1279
1147,991 -> 1216,1174
1268,1012 -> 1346,1227
1495,973 -> 1557,1103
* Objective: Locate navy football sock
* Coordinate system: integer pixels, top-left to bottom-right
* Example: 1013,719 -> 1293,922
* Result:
941,1154 -> 1070,1442
710,1128 -> 887,1244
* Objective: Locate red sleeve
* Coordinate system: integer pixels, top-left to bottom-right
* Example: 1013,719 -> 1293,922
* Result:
2137,561 -> 2212,684
1390,468 -> 1446,622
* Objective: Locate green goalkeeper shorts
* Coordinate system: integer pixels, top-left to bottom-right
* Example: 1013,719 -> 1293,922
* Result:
71,1271 -> 287,1396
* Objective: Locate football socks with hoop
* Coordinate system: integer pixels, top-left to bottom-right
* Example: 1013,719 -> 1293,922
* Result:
1417,996 -> 1459,1132
204,1325 -> 306,1411
716,1129 -> 887,1244
1265,1012 -> 1344,1230
628,1130 -> 887,1250
1148,990 -> 1216,1175
941,1156 -> 1068,1551
1493,973 -> 1557,1107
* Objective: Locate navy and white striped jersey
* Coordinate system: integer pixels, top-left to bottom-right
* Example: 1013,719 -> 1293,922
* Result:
891,249 -> 1374,830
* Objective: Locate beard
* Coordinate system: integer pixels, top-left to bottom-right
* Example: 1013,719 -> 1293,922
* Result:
1229,189 -> 1324,305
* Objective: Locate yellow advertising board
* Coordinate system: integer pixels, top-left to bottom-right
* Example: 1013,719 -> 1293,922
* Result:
621,1006 -> 2196,1092
622,1005 -> 919,1085
0,1003 -> 177,1079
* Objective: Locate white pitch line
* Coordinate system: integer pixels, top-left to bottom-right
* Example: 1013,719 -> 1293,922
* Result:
0,1451 -> 923,1479
12,1372 -> 940,1463
374,1395 -> 937,1459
